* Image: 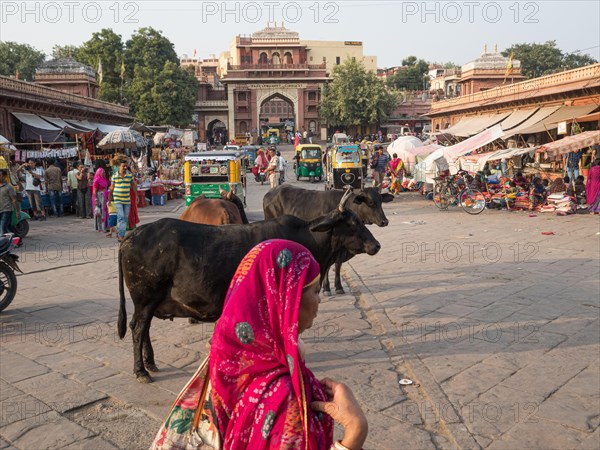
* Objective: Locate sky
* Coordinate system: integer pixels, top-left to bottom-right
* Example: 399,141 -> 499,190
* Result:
1,0 -> 599,68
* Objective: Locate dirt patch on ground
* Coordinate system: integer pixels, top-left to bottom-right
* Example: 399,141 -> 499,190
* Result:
69,398 -> 160,449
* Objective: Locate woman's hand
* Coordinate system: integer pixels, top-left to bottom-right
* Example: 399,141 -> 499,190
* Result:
311,378 -> 368,450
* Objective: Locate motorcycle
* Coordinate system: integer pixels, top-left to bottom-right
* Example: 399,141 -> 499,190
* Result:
0,233 -> 22,313
9,208 -> 30,239
252,166 -> 267,185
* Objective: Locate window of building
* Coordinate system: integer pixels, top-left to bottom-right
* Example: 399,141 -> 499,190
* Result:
272,52 -> 281,65
310,56 -> 313,61
238,92 -> 246,102
259,52 -> 268,64
308,91 -> 316,101
336,56 -> 340,65
239,121 -> 247,133
284,52 -> 293,64
309,120 -> 316,133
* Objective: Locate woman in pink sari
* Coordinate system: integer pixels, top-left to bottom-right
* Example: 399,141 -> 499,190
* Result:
92,159 -> 111,232
209,240 -> 368,450
586,158 -> 600,214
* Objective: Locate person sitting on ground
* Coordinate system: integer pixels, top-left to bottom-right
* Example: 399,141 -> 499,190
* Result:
209,240 -> 368,449
564,175 -> 574,197
529,177 -> 547,211
574,175 -> 586,205
387,153 -> 404,194
549,176 -> 566,194
542,179 -> 550,192
513,171 -> 530,190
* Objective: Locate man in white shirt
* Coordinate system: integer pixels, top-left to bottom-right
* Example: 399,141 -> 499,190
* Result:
276,151 -> 286,184
266,149 -> 279,189
19,158 -> 46,220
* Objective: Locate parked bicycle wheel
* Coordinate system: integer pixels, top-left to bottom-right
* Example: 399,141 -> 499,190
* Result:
459,188 -> 486,214
433,183 -> 451,210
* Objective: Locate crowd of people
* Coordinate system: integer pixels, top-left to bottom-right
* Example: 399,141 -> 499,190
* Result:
7,155 -> 141,240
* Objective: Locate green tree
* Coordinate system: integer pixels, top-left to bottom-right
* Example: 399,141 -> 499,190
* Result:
320,59 -> 396,128
387,56 -> 430,91
128,62 -> 198,126
77,29 -> 125,103
502,41 -> 597,79
51,44 -> 81,60
0,42 -> 45,81
123,27 -> 178,81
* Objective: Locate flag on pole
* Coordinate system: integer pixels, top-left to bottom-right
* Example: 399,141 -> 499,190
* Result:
503,53 -> 514,84
97,59 -> 103,84
193,48 -> 197,58
120,58 -> 125,80
15,69 -> 19,80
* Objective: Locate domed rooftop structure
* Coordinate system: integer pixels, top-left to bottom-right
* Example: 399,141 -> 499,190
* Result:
251,22 -> 299,42
34,57 -> 98,98
36,58 -> 96,78
462,49 -> 521,72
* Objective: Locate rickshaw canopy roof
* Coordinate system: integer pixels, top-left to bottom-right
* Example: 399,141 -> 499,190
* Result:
186,150 -> 243,162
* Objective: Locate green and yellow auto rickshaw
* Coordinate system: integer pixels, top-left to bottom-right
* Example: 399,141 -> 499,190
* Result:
294,144 -> 323,182
184,151 -> 246,207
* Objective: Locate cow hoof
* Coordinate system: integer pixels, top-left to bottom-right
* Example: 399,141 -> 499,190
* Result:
335,288 -> 345,295
136,373 -> 153,383
145,363 -> 160,372
188,318 -> 199,324
323,290 -> 332,297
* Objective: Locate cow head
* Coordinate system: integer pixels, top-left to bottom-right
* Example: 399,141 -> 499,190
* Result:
220,187 -> 249,224
310,201 -> 381,256
350,187 -> 394,227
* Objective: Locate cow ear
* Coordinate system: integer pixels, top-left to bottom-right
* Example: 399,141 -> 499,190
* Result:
381,193 -> 395,203
310,215 -> 339,232
353,194 -> 366,204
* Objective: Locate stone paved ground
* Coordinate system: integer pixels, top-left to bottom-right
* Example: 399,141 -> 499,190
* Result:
1,146 -> 599,449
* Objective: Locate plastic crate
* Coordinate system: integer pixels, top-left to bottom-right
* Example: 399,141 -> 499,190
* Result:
152,194 -> 166,206
150,185 -> 165,196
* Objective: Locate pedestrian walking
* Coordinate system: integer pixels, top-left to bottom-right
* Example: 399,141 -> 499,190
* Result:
277,150 -> 286,184
92,159 -> 111,232
20,158 -> 45,221
75,163 -> 92,219
266,148 -> 280,189
0,168 -> 18,234
67,163 -> 79,213
371,146 -> 389,191
110,161 -> 137,242
45,159 -> 63,217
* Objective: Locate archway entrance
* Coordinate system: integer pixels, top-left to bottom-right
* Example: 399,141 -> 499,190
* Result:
259,94 -> 295,144
207,119 -> 227,146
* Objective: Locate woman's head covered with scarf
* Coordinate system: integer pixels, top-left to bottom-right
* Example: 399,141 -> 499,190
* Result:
209,239 -> 333,449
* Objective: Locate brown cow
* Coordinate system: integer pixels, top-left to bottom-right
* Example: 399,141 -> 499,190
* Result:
179,190 -> 248,225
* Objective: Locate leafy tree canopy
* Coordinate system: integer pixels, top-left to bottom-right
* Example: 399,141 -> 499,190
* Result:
320,59 -> 396,127
502,41 -> 597,79
0,42 -> 45,81
387,56 -> 430,91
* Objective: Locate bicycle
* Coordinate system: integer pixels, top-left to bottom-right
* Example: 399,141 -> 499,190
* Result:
433,171 -> 487,215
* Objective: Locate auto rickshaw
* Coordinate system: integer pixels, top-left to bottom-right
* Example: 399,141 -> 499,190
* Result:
184,150 -> 246,207
264,128 -> 280,145
294,144 -> 323,182
324,142 -> 364,190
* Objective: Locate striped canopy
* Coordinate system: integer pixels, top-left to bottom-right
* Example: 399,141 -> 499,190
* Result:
97,130 -> 147,150
536,131 -> 600,157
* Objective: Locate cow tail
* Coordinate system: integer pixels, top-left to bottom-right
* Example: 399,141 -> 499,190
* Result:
117,248 -> 127,339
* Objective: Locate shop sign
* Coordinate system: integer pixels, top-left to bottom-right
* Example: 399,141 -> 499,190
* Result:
557,121 -> 567,135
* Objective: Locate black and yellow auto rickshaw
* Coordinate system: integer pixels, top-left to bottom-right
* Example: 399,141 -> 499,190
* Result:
294,144 -> 323,182
324,143 -> 364,190
264,128 -> 280,145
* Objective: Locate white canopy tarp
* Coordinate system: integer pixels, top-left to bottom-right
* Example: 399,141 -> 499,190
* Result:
417,125 -> 504,183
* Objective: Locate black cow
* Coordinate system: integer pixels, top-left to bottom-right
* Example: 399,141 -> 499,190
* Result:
263,185 -> 394,295
118,194 -> 380,382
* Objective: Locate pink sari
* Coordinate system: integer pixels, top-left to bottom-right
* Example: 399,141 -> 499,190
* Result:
586,165 -> 600,212
92,167 -> 110,229
209,240 -> 333,449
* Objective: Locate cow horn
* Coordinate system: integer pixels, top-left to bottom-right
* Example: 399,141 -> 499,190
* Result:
338,188 -> 353,212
